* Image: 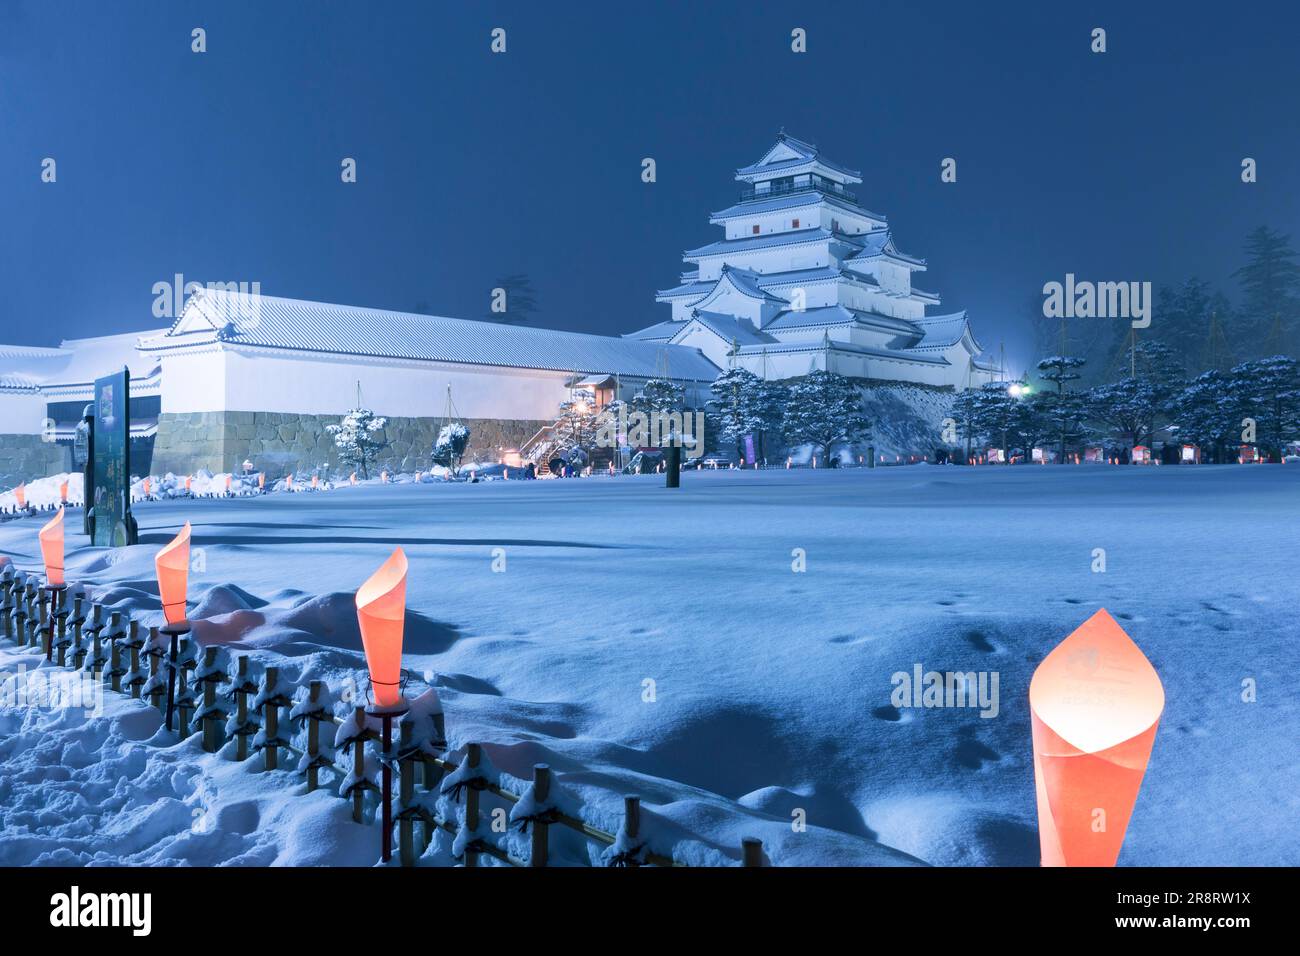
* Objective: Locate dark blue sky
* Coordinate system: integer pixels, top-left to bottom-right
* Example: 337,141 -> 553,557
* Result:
2,1 -> 1298,374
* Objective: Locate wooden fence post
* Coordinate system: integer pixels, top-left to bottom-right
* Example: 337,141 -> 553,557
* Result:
398,722 -> 416,867
529,764 -> 551,867
305,681 -> 322,792
37,589 -> 50,659
57,594 -> 82,666
52,590 -> 70,663
196,647 -> 229,752
103,611 -> 123,689
229,656 -> 257,761
742,837 -> 764,867
262,666 -> 280,770
176,639 -> 198,737
1,575 -> 13,642
464,743 -> 481,868
624,795 -> 640,844
144,627 -> 165,710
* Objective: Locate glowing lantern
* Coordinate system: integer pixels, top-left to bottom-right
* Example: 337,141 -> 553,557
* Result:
39,506 -> 66,587
356,548 -> 407,709
155,522 -> 192,626
1029,609 -> 1163,866
15,483 -> 26,509
60,480 -> 69,504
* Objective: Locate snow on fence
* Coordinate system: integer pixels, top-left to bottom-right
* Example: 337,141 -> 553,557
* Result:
0,567 -> 765,868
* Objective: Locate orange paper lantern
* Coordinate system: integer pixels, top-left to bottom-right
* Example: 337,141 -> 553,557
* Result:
1029,609 -> 1163,866
39,506 -> 65,587
356,548 -> 408,709
155,522 -> 192,626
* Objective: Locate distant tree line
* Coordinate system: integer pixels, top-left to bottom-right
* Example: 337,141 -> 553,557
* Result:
964,226 -> 1300,463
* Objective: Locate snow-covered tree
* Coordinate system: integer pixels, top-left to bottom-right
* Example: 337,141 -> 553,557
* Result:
1228,355 -> 1300,458
709,368 -> 786,462
631,379 -> 686,414
1233,226 -> 1300,350
1087,342 -> 1186,449
1037,355 -> 1088,462
431,422 -> 471,474
781,370 -> 869,462
1172,370 -> 1240,463
554,390 -> 598,452
326,407 -> 387,480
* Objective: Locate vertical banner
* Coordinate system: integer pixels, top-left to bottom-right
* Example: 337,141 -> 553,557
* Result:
91,368 -> 137,546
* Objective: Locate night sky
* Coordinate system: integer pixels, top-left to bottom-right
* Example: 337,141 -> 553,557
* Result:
2,0 -> 1297,375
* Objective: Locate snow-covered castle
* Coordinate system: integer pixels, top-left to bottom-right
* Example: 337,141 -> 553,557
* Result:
0,133 -> 1001,486
627,133 -> 999,389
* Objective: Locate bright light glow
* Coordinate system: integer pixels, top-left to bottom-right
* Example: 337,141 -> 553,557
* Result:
39,506 -> 65,586
356,548 -> 408,708
155,522 -> 192,625
1029,609 -> 1163,866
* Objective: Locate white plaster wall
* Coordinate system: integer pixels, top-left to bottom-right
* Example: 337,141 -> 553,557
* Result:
158,349 -> 229,413
157,347 -> 577,419
672,326 -> 734,370
0,392 -> 48,434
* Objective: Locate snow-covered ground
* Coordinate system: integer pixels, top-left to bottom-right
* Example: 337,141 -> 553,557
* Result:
1,464 -> 1296,866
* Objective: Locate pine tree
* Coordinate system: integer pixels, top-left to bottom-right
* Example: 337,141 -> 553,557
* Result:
554,390 -> 598,452
1172,370 -> 1240,463
1232,227 -> 1300,353
1227,355 -> 1300,459
709,367 -> 760,454
431,422 -> 471,473
325,408 -> 388,480
780,370 -> 869,463
631,379 -> 687,414
1037,355 -> 1088,462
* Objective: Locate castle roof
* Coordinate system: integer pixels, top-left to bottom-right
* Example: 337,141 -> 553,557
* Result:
142,289 -> 721,381
906,311 -> 983,353
735,133 -> 862,183
709,190 -> 886,224
685,311 -> 778,347
762,305 -> 921,336
684,226 -> 857,260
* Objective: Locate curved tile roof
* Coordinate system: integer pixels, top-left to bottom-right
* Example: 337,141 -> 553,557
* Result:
141,289 -> 721,381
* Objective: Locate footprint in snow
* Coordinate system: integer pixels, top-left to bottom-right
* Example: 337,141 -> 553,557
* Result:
871,704 -> 911,723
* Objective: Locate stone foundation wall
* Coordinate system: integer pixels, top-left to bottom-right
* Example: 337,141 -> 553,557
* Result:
0,434 -> 67,489
151,411 -> 549,477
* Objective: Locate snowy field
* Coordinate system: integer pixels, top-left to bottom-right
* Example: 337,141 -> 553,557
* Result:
1,464 -> 1296,867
